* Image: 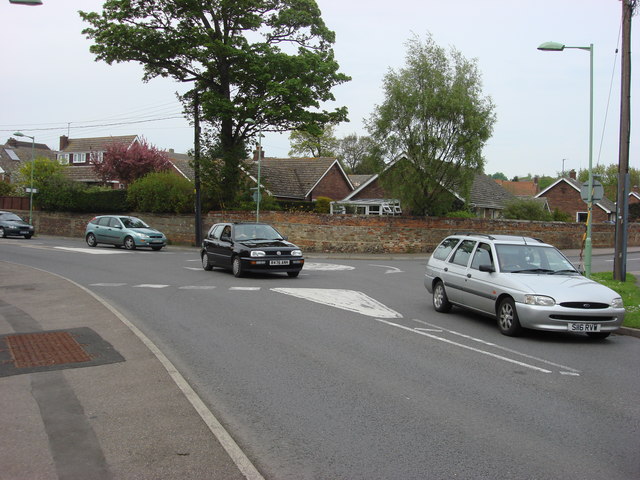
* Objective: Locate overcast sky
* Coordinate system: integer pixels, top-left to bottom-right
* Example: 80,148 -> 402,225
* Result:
1,0 -> 637,179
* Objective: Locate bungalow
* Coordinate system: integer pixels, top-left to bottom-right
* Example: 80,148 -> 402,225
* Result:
244,149 -> 353,202
535,169 -> 616,222
1,137 -> 56,184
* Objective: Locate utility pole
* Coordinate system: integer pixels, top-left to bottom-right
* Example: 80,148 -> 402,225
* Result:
194,89 -> 203,246
613,0 -> 635,281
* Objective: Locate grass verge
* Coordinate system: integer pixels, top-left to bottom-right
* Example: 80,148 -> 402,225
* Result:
591,272 -> 640,329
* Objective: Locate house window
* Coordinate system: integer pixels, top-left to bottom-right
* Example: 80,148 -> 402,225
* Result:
576,212 -> 588,223
58,153 -> 69,165
72,153 -> 87,164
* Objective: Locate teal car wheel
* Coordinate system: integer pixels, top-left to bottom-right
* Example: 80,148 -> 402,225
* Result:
124,236 -> 136,250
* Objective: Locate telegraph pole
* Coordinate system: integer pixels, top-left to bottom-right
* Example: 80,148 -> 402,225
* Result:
194,89 -> 203,246
613,0 -> 635,281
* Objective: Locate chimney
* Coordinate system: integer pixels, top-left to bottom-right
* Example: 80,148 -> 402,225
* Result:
8,138 -> 17,147
169,148 -> 175,154
253,146 -> 264,161
60,135 -> 69,150
569,169 -> 577,180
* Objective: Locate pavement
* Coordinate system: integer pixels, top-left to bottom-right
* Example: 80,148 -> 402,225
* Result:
0,248 -> 638,479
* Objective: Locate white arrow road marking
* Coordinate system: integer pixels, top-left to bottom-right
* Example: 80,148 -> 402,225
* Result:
370,264 -> 403,274
55,247 -> 125,255
303,262 -> 355,271
272,288 -> 402,318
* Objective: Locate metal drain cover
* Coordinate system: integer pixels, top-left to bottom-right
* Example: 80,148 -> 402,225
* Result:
0,327 -> 125,377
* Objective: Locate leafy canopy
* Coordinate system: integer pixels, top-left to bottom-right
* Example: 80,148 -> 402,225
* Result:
80,0 -> 350,196
367,33 -> 496,216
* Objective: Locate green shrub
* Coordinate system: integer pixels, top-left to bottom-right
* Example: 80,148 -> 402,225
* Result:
127,172 -> 194,214
447,210 -> 477,219
0,182 -> 17,196
315,196 -> 332,214
503,198 -> 553,221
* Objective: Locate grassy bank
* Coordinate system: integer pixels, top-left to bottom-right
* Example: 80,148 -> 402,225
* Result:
591,272 -> 640,329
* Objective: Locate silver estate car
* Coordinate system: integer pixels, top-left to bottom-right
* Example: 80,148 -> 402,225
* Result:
424,233 -> 624,339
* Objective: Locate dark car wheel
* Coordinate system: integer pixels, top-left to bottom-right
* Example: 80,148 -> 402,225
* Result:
497,297 -> 522,336
287,271 -> 300,278
151,246 -> 163,251
24,234 -> 32,239
432,280 -> 452,313
232,256 -> 244,278
0,227 -> 5,238
202,252 -> 213,271
124,236 -> 136,250
86,233 -> 97,247
586,332 -> 611,340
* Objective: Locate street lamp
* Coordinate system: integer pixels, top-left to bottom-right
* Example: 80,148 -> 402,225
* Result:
13,131 -> 35,225
245,118 -> 262,223
538,41 -> 594,277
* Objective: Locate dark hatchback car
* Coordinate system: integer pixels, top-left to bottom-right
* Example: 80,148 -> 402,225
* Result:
0,211 -> 34,239
201,222 -> 304,277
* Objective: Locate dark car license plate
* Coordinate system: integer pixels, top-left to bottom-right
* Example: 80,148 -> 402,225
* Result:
270,260 -> 290,266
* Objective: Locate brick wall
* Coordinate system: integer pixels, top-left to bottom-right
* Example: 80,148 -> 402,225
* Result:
16,209 -> 640,254
544,182 -> 611,222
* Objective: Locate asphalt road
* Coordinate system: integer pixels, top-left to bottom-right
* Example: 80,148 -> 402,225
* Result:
1,236 -> 639,480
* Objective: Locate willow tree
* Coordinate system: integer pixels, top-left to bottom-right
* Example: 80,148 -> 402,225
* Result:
80,0 -> 350,199
367,34 -> 496,216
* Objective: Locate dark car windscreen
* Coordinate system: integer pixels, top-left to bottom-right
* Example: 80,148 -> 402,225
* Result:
2,214 -> 23,222
121,217 -> 148,229
235,224 -> 282,240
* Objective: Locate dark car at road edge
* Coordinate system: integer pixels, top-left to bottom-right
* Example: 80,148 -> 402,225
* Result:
201,222 -> 304,277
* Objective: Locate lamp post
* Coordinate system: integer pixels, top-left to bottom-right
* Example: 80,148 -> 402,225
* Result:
13,131 -> 35,225
538,41 -> 594,277
245,118 -> 262,223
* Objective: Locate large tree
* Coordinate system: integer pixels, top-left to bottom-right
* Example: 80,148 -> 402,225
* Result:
288,124 -> 339,157
366,33 -> 496,216
80,0 -> 350,197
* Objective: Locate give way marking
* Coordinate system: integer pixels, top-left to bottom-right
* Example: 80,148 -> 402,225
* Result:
272,288 -> 402,319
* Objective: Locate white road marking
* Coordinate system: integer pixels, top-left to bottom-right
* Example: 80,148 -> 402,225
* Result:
184,267 -> 203,271
133,284 -> 170,289
303,262 -> 355,271
90,283 -> 127,287
377,318 -> 553,373
230,287 -> 261,291
272,288 -> 402,318
179,286 -> 217,290
370,264 -> 403,274
412,319 -> 581,375
55,247 -> 125,255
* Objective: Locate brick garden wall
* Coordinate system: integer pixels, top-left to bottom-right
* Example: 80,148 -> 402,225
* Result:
15,209 -> 640,254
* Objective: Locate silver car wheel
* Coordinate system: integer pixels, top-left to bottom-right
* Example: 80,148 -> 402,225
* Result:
202,252 -> 213,271
432,281 -> 451,313
124,236 -> 136,250
497,297 -> 522,336
86,233 -> 97,247
0,227 -> 5,238
232,256 -> 244,278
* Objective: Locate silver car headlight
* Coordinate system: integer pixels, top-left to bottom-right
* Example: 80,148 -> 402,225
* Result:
251,250 -> 266,257
524,294 -> 556,306
611,297 -> 624,308
136,232 -> 150,239
291,250 -> 302,257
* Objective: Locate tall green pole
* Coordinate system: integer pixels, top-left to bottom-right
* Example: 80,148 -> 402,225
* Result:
584,43 -> 594,277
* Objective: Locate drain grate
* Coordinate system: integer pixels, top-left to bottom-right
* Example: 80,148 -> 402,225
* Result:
0,328 -> 125,377
6,331 -> 91,368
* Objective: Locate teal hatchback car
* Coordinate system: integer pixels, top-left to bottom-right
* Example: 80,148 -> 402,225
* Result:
85,215 -> 167,250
